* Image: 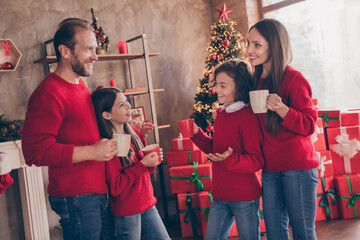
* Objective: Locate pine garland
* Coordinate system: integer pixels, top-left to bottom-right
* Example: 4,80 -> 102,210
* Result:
0,115 -> 23,142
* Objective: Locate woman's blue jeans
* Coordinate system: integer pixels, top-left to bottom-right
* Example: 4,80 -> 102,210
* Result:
262,169 -> 318,240
49,193 -> 117,240
113,205 -> 170,240
205,198 -> 260,240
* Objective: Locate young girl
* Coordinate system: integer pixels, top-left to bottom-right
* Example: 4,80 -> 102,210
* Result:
246,18 -> 319,240
91,87 -> 170,240
190,59 -> 264,240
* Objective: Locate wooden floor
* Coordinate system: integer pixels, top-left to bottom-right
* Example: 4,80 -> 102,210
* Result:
164,218 -> 360,240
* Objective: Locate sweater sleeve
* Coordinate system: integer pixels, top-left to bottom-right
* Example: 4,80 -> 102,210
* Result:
219,114 -> 264,174
190,127 -> 213,154
21,90 -> 74,168
280,73 -> 317,136
106,156 -> 148,197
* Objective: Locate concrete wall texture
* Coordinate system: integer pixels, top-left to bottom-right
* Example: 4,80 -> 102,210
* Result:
0,0 -> 254,239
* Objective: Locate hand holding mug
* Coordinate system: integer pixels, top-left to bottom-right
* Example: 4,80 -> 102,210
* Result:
141,152 -> 160,167
267,93 -> 289,119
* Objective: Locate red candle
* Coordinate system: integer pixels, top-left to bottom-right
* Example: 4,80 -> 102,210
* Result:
110,80 -> 116,87
118,42 -> 128,54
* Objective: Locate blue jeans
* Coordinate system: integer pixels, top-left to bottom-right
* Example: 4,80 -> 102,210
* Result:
113,205 -> 170,240
262,169 -> 318,240
205,198 -> 260,240
49,193 -> 117,240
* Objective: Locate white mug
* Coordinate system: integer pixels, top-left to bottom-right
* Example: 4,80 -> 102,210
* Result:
113,134 -> 131,157
249,90 -> 269,114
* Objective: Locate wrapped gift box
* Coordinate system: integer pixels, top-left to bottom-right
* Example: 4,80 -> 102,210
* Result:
169,163 -> 212,194
178,193 -> 202,238
312,99 -> 319,109
327,126 -> 360,175
316,151 -> 333,178
318,110 -> 341,128
259,197 -> 266,233
341,111 -> 360,127
312,118 -> 327,151
198,191 -> 238,239
334,174 -> 360,219
316,176 -> 339,221
171,137 -> 199,151
166,149 -> 207,167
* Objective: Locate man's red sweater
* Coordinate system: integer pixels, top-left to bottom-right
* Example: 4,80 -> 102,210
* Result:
256,65 -> 319,172
191,106 -> 264,202
106,128 -> 157,217
22,73 -> 108,197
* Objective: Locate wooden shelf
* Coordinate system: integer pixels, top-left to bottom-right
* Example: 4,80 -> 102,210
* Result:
34,52 -> 160,64
124,88 -> 164,96
0,39 -> 22,72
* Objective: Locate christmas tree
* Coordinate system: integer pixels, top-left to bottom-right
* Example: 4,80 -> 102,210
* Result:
191,3 -> 247,135
91,8 -> 110,53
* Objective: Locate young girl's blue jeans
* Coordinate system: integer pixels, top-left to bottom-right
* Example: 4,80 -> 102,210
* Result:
48,193 -> 117,240
262,169 -> 318,240
205,198 -> 260,240
113,205 -> 170,239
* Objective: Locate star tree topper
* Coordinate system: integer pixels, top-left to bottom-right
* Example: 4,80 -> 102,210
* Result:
217,3 -> 232,21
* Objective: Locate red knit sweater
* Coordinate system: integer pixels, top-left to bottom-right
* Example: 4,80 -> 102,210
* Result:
191,106 -> 264,202
22,73 -> 108,197
106,127 -> 157,217
257,65 -> 319,172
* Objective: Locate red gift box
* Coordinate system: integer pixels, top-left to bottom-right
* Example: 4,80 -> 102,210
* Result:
327,126 -> 360,175
177,193 -> 202,238
166,149 -> 207,167
169,163 -> 212,194
259,197 -> 266,233
315,151 -> 333,178
312,99 -> 319,109
318,110 -> 341,128
341,111 -> 360,127
171,137 -> 199,151
334,174 -> 360,219
312,118 -> 327,151
316,176 -> 339,221
198,191 -> 238,239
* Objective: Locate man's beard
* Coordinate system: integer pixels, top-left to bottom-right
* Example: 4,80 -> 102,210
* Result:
71,55 -> 91,77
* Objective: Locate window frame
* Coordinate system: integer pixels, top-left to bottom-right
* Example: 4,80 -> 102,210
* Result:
257,0 -> 305,18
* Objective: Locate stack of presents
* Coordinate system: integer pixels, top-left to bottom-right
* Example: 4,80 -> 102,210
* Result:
165,133 -> 264,239
166,100 -> 360,238
313,99 -> 360,221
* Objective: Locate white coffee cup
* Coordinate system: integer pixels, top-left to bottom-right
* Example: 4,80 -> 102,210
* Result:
113,134 -> 131,157
249,90 -> 269,114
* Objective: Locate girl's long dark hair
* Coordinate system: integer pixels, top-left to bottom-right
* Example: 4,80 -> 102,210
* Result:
213,59 -> 253,104
91,87 -> 144,168
250,18 -> 292,134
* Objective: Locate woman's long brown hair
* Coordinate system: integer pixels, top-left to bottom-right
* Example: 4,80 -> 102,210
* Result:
250,18 -> 293,134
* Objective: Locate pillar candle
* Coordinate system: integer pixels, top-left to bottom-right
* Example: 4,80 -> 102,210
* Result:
118,42 -> 128,54
110,80 -> 116,87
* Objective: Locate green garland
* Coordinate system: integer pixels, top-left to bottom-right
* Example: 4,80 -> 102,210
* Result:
0,115 -> 23,142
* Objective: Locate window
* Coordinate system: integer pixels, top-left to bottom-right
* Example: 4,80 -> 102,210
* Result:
262,0 -> 360,109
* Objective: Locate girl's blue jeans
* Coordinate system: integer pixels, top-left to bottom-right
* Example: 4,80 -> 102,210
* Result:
113,205 -> 170,240
49,193 -> 117,240
205,198 -> 260,240
262,169 -> 318,240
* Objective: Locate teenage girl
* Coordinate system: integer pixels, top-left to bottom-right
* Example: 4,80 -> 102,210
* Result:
246,18 -> 319,240
191,59 -> 264,240
92,87 -> 170,240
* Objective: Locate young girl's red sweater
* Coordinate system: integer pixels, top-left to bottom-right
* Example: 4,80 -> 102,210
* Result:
106,128 -> 157,217
256,65 -> 319,172
191,106 -> 264,202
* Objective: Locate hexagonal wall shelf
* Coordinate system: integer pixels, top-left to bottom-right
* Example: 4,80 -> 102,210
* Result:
0,39 -> 22,72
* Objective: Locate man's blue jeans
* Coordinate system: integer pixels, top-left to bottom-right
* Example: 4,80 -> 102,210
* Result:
262,169 -> 318,240
113,205 -> 170,240
49,193 -> 116,240
205,198 -> 260,240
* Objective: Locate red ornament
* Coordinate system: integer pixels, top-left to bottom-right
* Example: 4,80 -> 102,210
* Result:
2,62 -> 13,70
218,54 -> 224,59
206,125 -> 214,133
211,54 -> 217,60
216,3 -> 232,21
226,32 -> 232,38
210,88 -> 216,94
222,40 -> 230,48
